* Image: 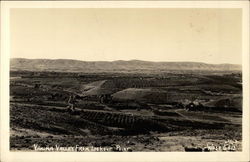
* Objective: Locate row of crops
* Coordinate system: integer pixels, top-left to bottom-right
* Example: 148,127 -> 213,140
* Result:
80,110 -> 171,134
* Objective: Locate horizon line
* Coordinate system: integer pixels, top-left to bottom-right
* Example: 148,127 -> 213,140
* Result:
11,57 -> 242,66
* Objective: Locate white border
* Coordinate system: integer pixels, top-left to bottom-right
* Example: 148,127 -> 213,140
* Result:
1,1 -> 249,162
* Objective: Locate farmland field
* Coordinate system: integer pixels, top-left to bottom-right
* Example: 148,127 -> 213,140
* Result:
10,70 -> 242,151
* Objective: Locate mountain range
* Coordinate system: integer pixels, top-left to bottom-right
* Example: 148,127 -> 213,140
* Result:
10,58 -> 241,73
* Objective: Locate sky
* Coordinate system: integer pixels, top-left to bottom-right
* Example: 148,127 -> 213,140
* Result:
10,8 -> 242,64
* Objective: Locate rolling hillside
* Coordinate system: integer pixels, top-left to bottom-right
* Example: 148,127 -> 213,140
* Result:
10,58 -> 241,72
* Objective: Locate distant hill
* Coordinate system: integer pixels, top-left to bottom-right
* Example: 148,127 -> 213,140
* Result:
10,58 -> 242,72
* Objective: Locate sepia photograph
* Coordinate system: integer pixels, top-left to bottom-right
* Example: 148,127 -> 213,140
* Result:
1,1 -> 249,162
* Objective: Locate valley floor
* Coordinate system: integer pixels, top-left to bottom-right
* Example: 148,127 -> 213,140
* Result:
10,71 -> 242,152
